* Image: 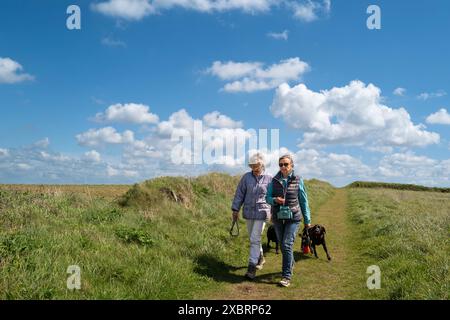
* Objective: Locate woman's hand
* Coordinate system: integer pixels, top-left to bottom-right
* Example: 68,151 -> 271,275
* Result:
275,197 -> 285,204
232,211 -> 239,221
304,223 -> 311,228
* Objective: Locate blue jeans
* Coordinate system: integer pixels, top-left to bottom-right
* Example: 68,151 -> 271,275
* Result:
273,220 -> 300,280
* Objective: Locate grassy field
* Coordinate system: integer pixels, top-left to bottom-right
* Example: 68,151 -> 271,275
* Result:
348,181 -> 450,193
0,175 -> 448,299
347,187 -> 449,299
0,174 -> 332,299
0,184 -> 130,199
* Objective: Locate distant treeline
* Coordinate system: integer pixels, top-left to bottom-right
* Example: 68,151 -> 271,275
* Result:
347,181 -> 450,193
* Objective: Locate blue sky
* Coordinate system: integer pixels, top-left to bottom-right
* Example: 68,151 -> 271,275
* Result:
0,0 -> 449,186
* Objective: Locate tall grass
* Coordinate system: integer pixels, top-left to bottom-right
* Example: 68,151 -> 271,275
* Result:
348,181 -> 450,193
347,187 -> 450,299
0,173 -> 334,299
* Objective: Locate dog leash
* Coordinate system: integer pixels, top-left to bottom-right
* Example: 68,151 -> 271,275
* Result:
229,220 -> 240,237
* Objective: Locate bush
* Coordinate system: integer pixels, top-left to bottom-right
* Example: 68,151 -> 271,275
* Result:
114,226 -> 154,247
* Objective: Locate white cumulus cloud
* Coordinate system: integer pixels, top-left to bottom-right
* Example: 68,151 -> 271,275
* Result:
289,0 -> 330,22
426,108 -> 450,125
293,148 -> 372,179
39,151 -> 70,162
91,0 -> 156,20
207,61 -> 263,80
152,0 -> 276,12
155,109 -> 250,154
270,80 -> 440,148
92,0 -> 332,22
207,57 -> 310,93
107,165 -> 139,177
91,0 -> 274,20
84,150 -> 102,162
93,103 -> 159,124
0,57 -> 34,84
203,111 -> 243,128
376,152 -> 450,185
76,127 -> 135,147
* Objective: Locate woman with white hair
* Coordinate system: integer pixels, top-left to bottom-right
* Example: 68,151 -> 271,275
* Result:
231,152 -> 272,280
266,154 -> 311,287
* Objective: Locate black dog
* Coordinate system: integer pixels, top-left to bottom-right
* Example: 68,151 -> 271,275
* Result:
266,225 -> 279,254
301,224 -> 331,261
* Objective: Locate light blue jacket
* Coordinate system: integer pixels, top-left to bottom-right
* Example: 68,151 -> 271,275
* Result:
231,171 -> 273,220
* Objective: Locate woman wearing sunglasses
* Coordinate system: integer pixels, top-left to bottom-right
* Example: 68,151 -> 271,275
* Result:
266,154 -> 311,287
231,153 -> 272,280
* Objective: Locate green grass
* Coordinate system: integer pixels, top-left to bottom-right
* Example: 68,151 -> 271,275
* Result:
346,187 -> 450,299
347,181 -> 450,193
0,173 -> 334,299
1,175 -> 448,299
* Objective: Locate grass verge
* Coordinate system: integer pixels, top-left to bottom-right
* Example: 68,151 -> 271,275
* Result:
346,187 -> 449,299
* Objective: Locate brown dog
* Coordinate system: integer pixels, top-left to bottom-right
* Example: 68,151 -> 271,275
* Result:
301,224 -> 331,261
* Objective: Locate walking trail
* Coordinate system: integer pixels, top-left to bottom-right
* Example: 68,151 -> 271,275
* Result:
204,188 -> 367,300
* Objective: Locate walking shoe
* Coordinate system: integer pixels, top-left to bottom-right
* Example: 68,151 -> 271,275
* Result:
255,254 -> 266,270
244,263 -> 257,280
279,278 -> 291,287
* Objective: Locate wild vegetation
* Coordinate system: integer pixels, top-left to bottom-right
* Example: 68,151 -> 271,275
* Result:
347,187 -> 449,299
0,175 -> 448,299
348,181 -> 450,193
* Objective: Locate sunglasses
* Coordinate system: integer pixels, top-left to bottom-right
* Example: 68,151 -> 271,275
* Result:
279,163 -> 290,168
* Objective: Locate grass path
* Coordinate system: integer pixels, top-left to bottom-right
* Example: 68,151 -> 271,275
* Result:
201,188 -> 368,300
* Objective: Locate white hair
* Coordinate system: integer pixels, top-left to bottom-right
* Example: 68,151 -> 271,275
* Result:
248,152 -> 266,170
